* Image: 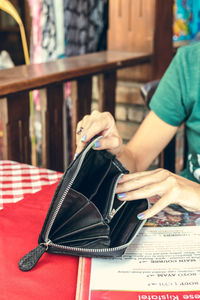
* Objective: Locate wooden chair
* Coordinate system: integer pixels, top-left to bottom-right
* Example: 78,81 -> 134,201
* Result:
0,50 -> 151,171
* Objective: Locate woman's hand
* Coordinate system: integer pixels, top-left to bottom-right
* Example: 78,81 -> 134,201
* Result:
116,168 -> 200,219
75,110 -> 123,156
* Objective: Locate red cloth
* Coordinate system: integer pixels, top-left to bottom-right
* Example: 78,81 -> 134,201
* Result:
0,182 -> 78,300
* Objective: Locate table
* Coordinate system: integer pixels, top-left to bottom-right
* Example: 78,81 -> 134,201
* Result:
2,161 -> 200,300
0,160 -> 62,208
0,160 -> 79,300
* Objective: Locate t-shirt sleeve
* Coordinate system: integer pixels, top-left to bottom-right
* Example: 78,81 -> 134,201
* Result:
149,48 -> 187,127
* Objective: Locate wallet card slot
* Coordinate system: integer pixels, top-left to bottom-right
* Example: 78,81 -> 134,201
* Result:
58,237 -> 110,249
54,235 -> 109,246
50,201 -> 89,238
88,159 -> 113,202
49,188 -> 90,238
52,221 -> 109,243
109,199 -> 148,247
71,150 -> 112,201
49,188 -> 110,248
89,166 -> 121,219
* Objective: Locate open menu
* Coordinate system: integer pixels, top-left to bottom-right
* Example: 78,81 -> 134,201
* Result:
90,226 -> 200,296
76,207 -> 200,300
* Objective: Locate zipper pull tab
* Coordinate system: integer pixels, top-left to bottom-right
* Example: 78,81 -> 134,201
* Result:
18,244 -> 47,272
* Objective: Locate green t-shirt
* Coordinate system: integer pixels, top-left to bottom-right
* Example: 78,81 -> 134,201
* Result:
149,42 -> 200,183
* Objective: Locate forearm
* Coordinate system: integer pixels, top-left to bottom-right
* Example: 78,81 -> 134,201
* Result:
116,111 -> 178,173
116,144 -> 137,173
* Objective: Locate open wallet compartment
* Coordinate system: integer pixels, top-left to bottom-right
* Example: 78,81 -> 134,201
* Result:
19,136 -> 149,271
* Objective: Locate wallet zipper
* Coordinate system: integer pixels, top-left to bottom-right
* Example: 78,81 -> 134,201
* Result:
43,136 -> 102,244
18,217 -> 147,271
105,172 -> 126,222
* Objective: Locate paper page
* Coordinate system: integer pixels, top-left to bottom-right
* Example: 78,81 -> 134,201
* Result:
90,226 -> 200,292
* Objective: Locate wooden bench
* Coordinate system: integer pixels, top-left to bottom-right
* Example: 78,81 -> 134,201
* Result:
0,50 -> 151,171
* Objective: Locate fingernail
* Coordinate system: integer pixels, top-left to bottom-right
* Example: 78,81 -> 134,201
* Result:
81,134 -> 87,142
93,141 -> 100,149
137,213 -> 145,220
118,175 -> 123,182
117,193 -> 126,199
73,153 -> 79,160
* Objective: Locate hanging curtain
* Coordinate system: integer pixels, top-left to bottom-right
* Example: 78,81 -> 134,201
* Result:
63,0 -> 107,57
40,0 -> 57,60
28,0 -> 107,61
53,0 -> 65,58
27,0 -> 108,163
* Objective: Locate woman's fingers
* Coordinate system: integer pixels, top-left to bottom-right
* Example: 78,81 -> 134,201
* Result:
92,135 -> 122,151
76,111 -> 113,148
77,111 -> 114,138
75,111 -> 122,155
116,168 -> 180,220
117,169 -> 200,220
117,179 -> 171,201
116,168 -> 171,194
137,192 -> 173,220
117,174 -> 177,220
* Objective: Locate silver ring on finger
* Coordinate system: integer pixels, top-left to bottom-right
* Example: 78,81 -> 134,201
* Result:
76,126 -> 84,135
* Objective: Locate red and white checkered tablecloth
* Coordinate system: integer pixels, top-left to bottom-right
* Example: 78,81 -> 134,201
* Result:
0,160 -> 62,209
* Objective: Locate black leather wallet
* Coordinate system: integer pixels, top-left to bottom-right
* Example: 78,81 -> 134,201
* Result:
19,136 -> 148,271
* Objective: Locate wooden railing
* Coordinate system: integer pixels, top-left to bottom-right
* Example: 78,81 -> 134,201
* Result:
0,50 -> 151,171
